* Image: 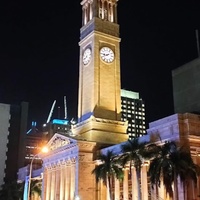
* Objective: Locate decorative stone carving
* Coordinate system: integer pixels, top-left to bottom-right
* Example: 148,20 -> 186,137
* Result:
49,136 -> 71,151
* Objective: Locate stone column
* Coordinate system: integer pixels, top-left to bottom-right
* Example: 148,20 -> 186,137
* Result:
70,163 -> 75,200
75,156 -> 79,196
141,164 -> 148,200
42,169 -> 47,200
114,178 -> 120,200
85,3 -> 88,23
60,164 -> 64,200
83,6 -> 87,25
89,2 -> 92,20
114,4 -> 117,23
55,164 -> 61,200
99,179 -> 107,200
158,176 -> 165,200
82,6 -> 85,26
110,3 -> 113,22
65,164 -> 70,200
150,185 -> 157,200
123,168 -> 129,200
50,165 -> 56,200
106,178 -> 110,200
101,0 -> 104,19
131,167 -> 138,200
45,167 -> 51,200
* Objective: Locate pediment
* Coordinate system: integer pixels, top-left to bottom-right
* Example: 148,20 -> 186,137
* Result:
46,133 -> 77,151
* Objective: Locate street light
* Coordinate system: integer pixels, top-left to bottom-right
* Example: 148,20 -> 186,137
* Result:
27,146 -> 48,200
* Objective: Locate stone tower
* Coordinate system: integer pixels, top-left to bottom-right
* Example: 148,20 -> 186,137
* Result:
73,0 -> 128,145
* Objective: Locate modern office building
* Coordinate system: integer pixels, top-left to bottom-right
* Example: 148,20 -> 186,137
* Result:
121,89 -> 146,139
42,118 -> 72,141
172,57 -> 200,114
0,101 -> 28,187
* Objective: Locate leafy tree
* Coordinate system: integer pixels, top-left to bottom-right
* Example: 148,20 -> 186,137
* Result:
148,141 -> 200,200
92,150 -> 124,200
0,180 -> 24,200
119,138 -> 147,200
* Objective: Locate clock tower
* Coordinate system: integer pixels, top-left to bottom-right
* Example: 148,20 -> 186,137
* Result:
73,0 -> 128,144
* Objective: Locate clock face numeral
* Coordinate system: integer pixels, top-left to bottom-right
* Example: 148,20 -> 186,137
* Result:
100,47 -> 115,63
83,48 -> 92,65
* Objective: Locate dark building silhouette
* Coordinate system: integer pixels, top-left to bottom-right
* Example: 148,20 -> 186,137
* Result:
172,57 -> 200,114
0,101 -> 28,186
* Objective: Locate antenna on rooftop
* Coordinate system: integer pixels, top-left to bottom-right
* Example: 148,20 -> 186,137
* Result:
46,100 -> 56,123
58,106 -> 60,119
64,96 -> 68,119
195,29 -> 200,57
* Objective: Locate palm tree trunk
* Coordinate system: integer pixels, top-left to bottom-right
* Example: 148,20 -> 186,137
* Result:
108,176 -> 113,200
173,173 -> 178,200
136,169 -> 141,200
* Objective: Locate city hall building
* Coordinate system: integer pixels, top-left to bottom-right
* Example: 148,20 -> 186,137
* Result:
18,0 -> 200,200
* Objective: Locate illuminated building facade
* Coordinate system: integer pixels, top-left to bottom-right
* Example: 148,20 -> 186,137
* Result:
121,89 -> 146,139
101,113 -> 200,200
40,0 -> 129,199
25,113 -> 200,200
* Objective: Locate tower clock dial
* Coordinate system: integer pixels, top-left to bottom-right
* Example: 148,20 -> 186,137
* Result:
100,47 -> 115,63
83,48 -> 92,65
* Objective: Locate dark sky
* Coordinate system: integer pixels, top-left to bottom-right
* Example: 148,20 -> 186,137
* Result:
1,0 -> 200,129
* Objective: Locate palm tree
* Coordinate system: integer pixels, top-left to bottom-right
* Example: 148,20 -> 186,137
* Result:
92,150 -> 124,200
29,179 -> 42,200
119,138 -> 147,200
0,180 -> 24,200
148,141 -> 200,200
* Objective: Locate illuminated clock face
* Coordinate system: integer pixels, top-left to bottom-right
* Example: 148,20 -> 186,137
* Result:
100,47 -> 114,63
83,48 -> 92,65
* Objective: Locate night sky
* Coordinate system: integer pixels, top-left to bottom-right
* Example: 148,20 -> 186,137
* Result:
1,0 -> 200,129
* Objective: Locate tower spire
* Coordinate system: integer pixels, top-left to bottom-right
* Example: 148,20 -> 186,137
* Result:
64,96 -> 67,119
